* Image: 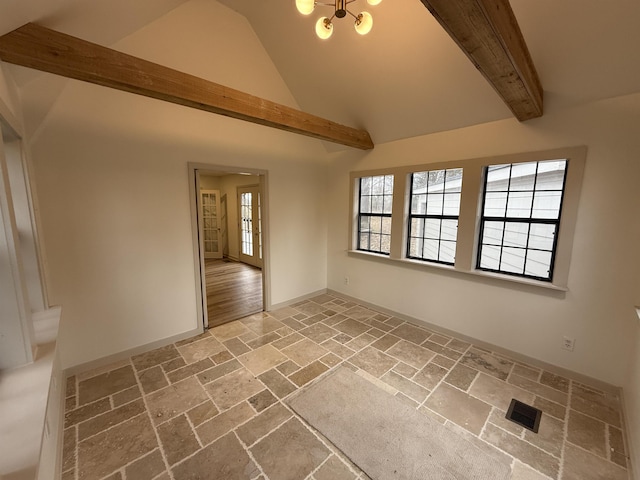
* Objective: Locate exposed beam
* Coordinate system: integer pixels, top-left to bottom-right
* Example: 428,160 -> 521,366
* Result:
420,0 -> 543,121
0,23 -> 374,150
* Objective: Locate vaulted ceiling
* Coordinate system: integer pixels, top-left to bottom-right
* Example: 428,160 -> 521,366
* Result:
1,0 -> 639,149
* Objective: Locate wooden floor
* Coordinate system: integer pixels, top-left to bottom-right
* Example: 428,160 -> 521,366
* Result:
205,258 -> 263,328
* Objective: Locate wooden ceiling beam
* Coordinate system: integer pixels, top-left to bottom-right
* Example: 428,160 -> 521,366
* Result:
420,0 -> 543,121
0,23 -> 374,150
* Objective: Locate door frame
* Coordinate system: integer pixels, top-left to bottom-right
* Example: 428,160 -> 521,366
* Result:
188,163 -> 270,329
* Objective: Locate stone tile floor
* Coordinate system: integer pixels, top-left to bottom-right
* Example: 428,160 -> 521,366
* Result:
62,294 -> 631,480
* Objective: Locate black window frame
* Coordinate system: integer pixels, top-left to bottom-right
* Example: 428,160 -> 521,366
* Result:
406,168 -> 463,266
357,175 -> 394,255
476,160 -> 569,282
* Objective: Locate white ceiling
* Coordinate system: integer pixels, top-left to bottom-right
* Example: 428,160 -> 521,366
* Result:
1,0 -> 640,148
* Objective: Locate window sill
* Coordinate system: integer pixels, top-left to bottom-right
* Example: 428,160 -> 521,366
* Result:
347,250 -> 568,293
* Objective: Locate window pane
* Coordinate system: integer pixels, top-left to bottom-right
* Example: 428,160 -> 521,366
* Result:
439,240 -> 456,263
384,175 -> 394,194
380,235 -> 391,254
482,221 -> 504,246
532,191 -> 562,219
506,191 -> 533,218
503,222 -> 529,248
411,194 -> 426,215
370,234 -> 381,252
423,239 -> 439,261
359,233 -> 369,250
509,162 -> 537,191
371,195 -> 383,214
426,193 -> 443,215
500,247 -> 525,274
409,237 -> 423,258
479,245 -> 501,269
428,170 -> 446,190
360,177 -> 371,195
360,195 -> 371,214
486,165 -> 510,191
383,194 -> 393,214
360,216 -> 370,232
440,219 -> 458,241
484,192 -> 507,217
525,250 -> 552,278
528,224 -> 555,251
445,168 -> 463,193
536,160 -> 566,190
410,218 -> 424,237
381,217 -> 392,235
412,172 -> 428,191
371,176 -> 384,195
443,193 -> 461,216
424,218 -> 441,239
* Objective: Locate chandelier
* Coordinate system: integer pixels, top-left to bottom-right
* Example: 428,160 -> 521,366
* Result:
295,0 -> 382,39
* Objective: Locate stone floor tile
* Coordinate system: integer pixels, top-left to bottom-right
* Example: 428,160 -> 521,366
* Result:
389,323 -> 431,345
236,403 -> 293,447
175,331 -> 212,348
481,423 -> 559,479
310,294 -> 335,305
124,449 -> 166,480
177,336 -> 226,364
281,338 -> 328,366
562,443 -> 628,480
539,371 -> 569,393
510,460 -> 552,480
197,359 -> 242,385
248,389 -> 278,413
259,369 -> 297,399
349,346 -> 397,378
355,370 -> 398,395
196,402 -> 255,445
366,319 -> 394,332
295,302 -> 327,317
132,345 -> 180,371
161,356 -> 187,373
431,354 -> 456,369
276,360 -> 301,376
112,385 -> 142,407
146,376 -> 209,425
210,321 -> 252,341
384,316 -> 404,328
488,408 -> 524,436
459,348 -> 513,381
468,373 -> 535,411
65,396 -> 76,412
250,417 -> 330,480
345,333 -> 377,351
445,338 -> 471,353
320,352 -> 342,368
570,383 -> 621,427
429,333 -> 451,345
288,360 -> 329,387
62,427 -> 76,472
386,340 -> 435,369
212,350 -> 234,364
172,432 -> 260,479
567,409 -> 607,457
204,367 -> 264,410
238,344 -> 288,376
322,314 -> 348,327
333,318 -> 370,338
524,413 -> 565,457
394,392 -> 419,408
299,313 -> 326,326
425,383 -> 491,435
444,364 -> 478,391
392,362 -> 419,378
242,314 -> 286,335
512,364 -> 541,381
412,363 -> 448,390
139,365 -> 169,394
187,401 -> 219,427
246,332 -> 282,349
609,425 -> 628,468
157,414 -> 201,465
66,375 -> 76,398
77,413 -> 157,480
533,396 -> 566,420
65,398 -> 111,428
166,358 -> 215,384
343,305 -> 378,322
78,365 -> 137,405
79,399 -> 146,441
314,455 -> 358,480
299,323 -> 338,344
222,337 -> 251,357
281,317 -> 306,331
320,338 -> 356,359
508,374 -> 568,406
268,306 -> 299,320
380,370 -> 428,403
271,332 -> 304,350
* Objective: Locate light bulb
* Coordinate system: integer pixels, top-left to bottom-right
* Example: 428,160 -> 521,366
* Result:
354,11 -> 373,35
367,0 -> 382,5
315,17 -> 333,39
295,0 -> 315,15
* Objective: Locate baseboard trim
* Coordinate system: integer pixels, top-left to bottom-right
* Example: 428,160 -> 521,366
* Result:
63,326 -> 203,378
327,289 -> 621,396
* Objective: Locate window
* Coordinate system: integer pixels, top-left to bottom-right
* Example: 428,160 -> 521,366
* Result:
349,147 -> 585,290
357,175 -> 393,255
407,168 -> 463,265
477,160 -> 567,281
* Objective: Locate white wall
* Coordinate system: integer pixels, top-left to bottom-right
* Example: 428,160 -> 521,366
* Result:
327,93 -> 640,387
25,0 -> 328,369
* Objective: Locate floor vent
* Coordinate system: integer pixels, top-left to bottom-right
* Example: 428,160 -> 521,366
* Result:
505,399 -> 542,433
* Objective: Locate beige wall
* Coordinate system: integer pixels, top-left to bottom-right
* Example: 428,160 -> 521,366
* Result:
25,0 -> 328,369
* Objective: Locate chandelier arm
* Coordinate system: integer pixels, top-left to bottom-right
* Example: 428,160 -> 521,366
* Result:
345,9 -> 359,20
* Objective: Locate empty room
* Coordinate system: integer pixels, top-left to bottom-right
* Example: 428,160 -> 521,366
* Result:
0,0 -> 639,479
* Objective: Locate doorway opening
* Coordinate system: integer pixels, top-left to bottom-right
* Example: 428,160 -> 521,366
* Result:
189,164 -> 269,330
